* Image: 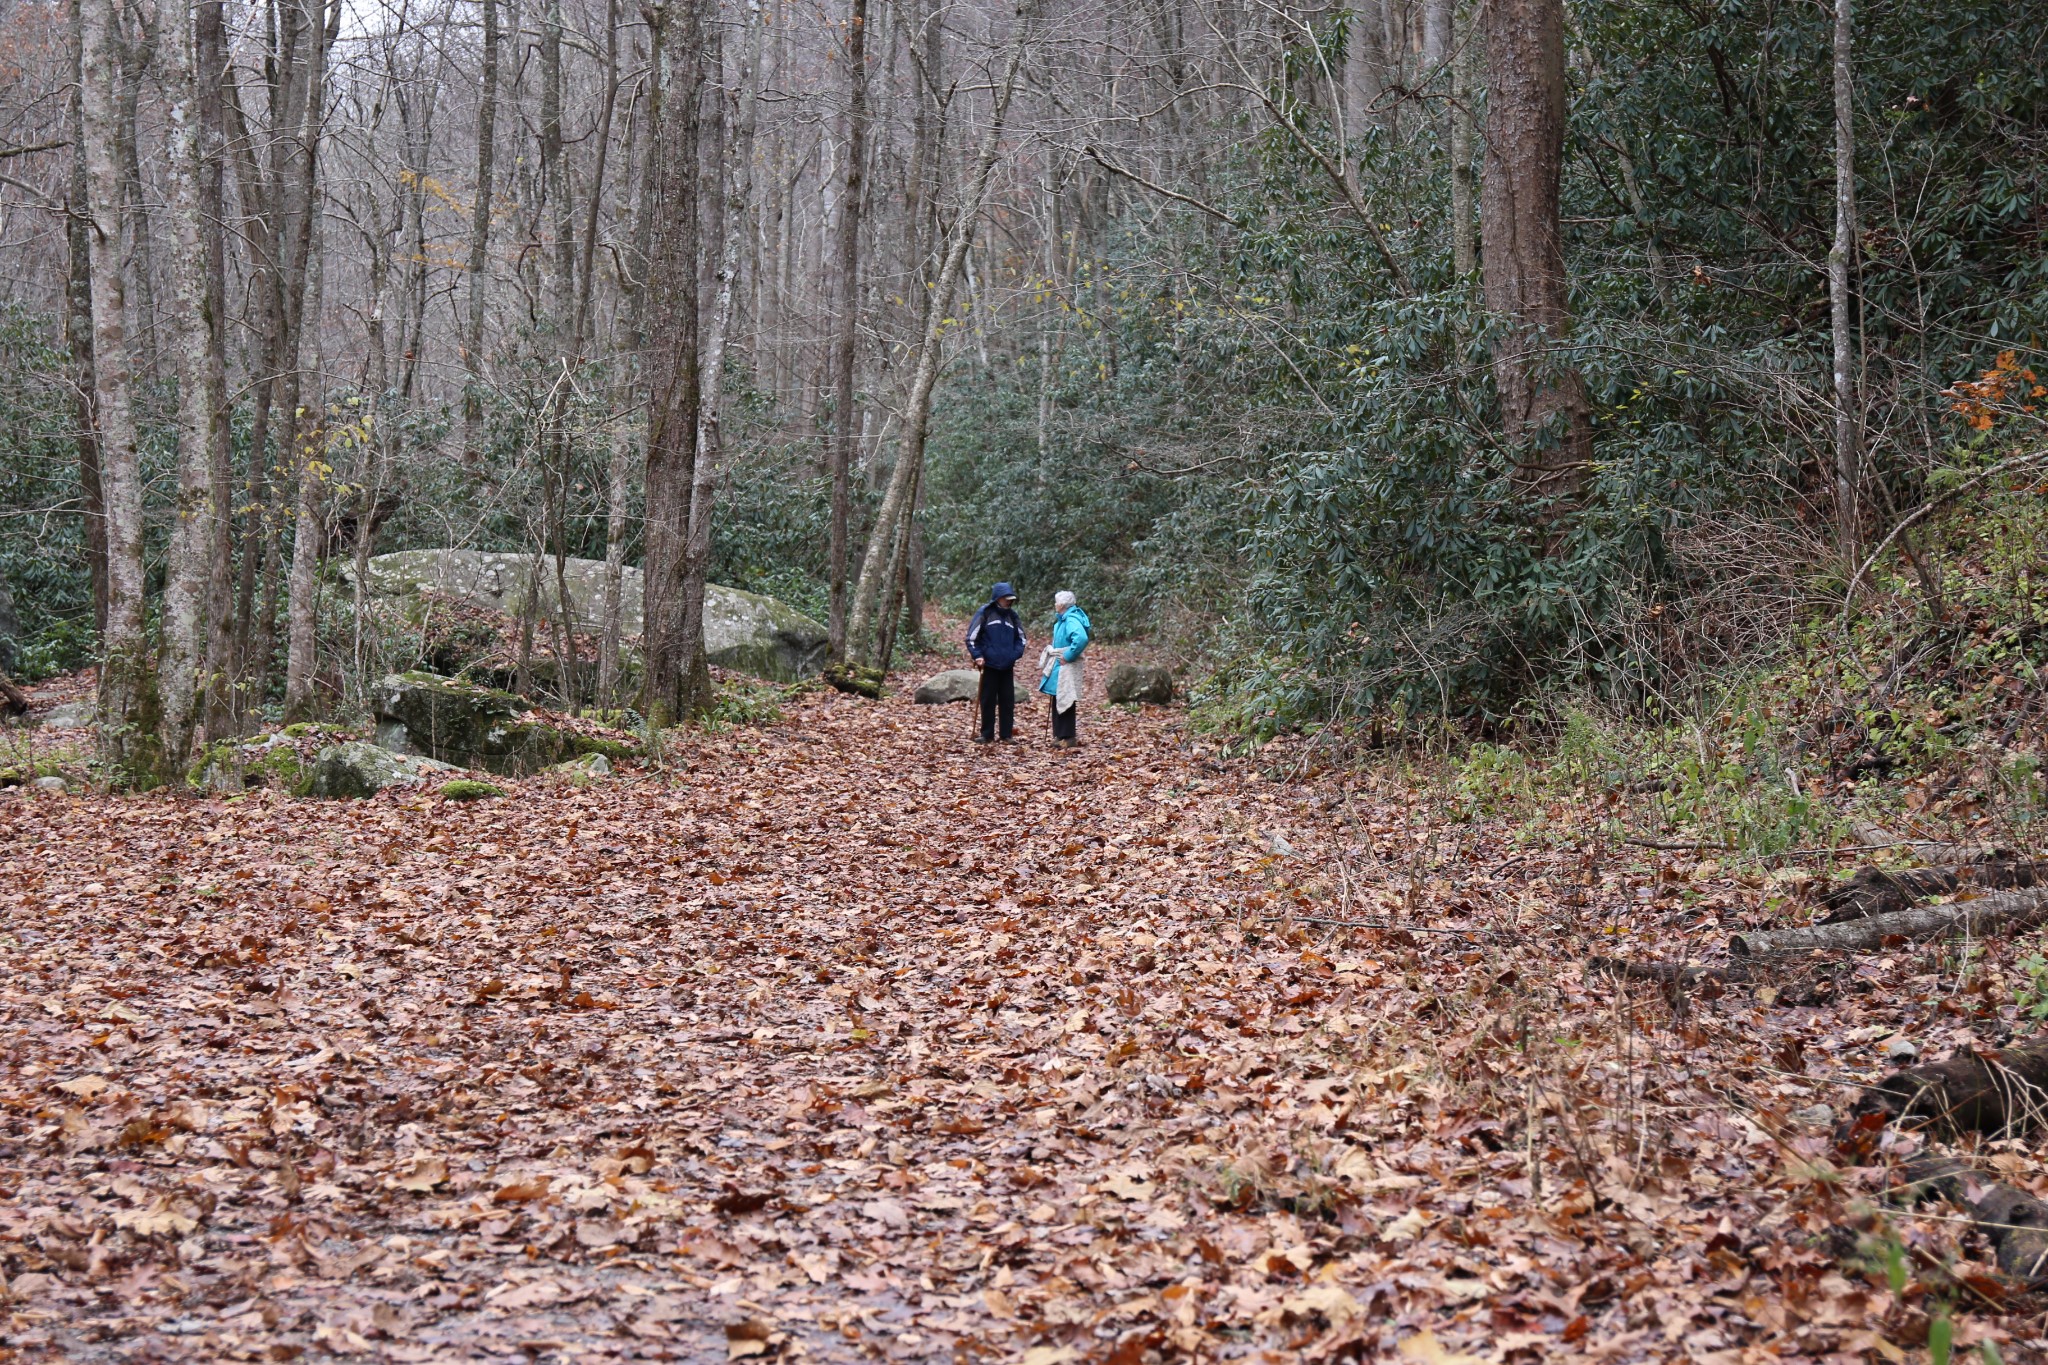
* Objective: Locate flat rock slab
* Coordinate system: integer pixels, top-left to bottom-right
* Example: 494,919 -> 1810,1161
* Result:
304,741 -> 459,798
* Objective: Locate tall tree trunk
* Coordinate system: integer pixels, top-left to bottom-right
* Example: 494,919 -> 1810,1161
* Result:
1479,0 -> 1591,516
673,0 -> 763,718
160,0 -> 224,772
198,0 -> 234,739
281,0 -> 337,719
65,0 -> 106,643
640,0 -> 707,725
600,12 -> 651,708
826,0 -> 868,662
115,17 -> 158,385
1449,0 -> 1477,276
1830,0 -> 1860,563
80,0 -> 156,779
462,0 -> 500,462
847,0 -> 1038,662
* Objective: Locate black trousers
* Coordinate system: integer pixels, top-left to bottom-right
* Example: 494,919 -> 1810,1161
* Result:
1050,697 -> 1077,741
978,667 -> 1015,740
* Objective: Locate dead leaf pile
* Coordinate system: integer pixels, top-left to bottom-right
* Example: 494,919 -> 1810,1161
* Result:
1,646 -> 2043,1362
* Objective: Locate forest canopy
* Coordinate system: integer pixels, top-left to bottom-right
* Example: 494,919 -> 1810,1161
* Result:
0,0 -> 2040,773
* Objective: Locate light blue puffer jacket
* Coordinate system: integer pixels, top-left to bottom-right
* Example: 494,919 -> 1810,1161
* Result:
1038,606 -> 1091,698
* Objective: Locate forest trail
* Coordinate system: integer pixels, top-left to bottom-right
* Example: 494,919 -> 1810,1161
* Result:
0,649 -> 2004,1362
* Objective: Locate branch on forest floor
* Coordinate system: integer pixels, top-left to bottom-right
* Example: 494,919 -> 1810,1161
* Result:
1730,885 -> 2048,957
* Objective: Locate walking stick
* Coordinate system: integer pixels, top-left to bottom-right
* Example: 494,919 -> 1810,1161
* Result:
972,664 -> 985,741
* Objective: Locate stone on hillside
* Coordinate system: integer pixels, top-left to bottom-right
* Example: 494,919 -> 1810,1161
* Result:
351,548 -> 829,681
1106,664 -> 1174,705
373,671 -> 634,777
915,669 -> 983,704
303,741 -> 459,799
32,775 -> 67,794
190,733 -> 306,793
38,701 -> 93,730
548,752 -> 612,779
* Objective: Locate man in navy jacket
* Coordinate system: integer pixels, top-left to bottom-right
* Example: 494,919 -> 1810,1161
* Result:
965,582 -> 1027,742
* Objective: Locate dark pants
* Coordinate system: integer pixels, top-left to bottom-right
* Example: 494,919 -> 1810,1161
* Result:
978,667 -> 1015,740
1051,697 -> 1077,741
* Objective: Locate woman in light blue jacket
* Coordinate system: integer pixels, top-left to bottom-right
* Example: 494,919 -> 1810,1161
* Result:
1037,590 -> 1091,747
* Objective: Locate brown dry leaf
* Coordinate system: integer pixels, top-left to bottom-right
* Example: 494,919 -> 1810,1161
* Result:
389,1156 -> 447,1193
1396,1329 -> 1487,1365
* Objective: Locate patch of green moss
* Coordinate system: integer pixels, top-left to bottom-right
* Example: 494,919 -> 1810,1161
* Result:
570,735 -> 635,761
439,778 -> 505,801
824,663 -> 886,700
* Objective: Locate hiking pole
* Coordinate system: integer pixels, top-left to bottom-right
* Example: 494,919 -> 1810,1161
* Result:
972,663 -> 985,742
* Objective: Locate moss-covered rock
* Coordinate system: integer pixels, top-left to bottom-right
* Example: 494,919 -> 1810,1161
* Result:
188,734 -> 309,793
824,663 -> 887,699
371,671 -> 633,776
302,741 -> 460,798
439,778 -> 505,801
546,751 -> 612,785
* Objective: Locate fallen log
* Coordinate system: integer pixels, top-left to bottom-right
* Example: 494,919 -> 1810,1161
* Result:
1849,1037 -> 2048,1137
0,665 -> 26,717
1729,885 -> 2048,957
1899,1155 -> 2048,1286
1817,857 -> 2043,923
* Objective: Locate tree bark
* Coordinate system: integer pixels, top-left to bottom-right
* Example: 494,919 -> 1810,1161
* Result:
64,0 -> 106,642
1449,0 -> 1476,276
1829,0 -> 1861,563
847,0 -> 1037,662
462,0 -> 500,462
673,0 -> 763,718
198,0 -> 235,740
1480,0 -> 1592,515
1729,885 -> 2048,957
80,0 -> 156,779
826,0 -> 869,663
281,0 -> 337,720
640,0 -> 707,725
159,0 -> 224,772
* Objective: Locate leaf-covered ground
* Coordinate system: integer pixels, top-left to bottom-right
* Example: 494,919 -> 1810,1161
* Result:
3,648 -> 2044,1363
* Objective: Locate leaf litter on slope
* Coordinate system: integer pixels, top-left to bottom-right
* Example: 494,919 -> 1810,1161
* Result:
0,657 -> 2041,1362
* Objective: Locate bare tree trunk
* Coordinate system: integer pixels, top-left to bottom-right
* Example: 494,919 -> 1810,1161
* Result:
1479,0 -> 1591,516
674,0 -> 763,717
826,0 -> 869,662
281,0 -> 337,719
640,0 -> 707,725
1830,0 -> 1861,564
115,15 -> 158,385
81,0 -> 156,779
462,0 -> 500,462
847,0 -> 1037,662
1449,0 -> 1477,277
64,0 -> 106,643
198,0 -> 234,740
160,0 -> 223,772
601,26 -> 651,709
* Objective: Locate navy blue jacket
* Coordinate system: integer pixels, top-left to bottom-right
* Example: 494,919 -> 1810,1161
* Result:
966,590 -> 1027,669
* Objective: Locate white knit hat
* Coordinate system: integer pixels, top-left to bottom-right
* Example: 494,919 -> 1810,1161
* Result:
1054,590 -> 1076,610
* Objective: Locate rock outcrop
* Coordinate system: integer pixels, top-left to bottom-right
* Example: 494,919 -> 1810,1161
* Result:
303,742 -> 460,799
1106,664 -> 1174,705
372,671 -> 634,777
352,549 -> 829,681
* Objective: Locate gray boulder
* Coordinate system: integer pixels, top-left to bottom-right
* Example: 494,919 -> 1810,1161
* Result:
31,776 -> 67,794
304,742 -> 459,799
350,549 -> 829,681
915,669 -> 983,704
373,671 -> 635,777
1106,664 -> 1174,705
38,701 -> 93,730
